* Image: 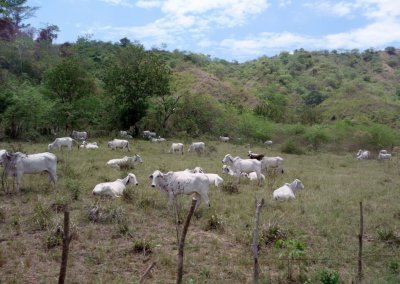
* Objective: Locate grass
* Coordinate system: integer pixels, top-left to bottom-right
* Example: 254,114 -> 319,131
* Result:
0,138 -> 399,283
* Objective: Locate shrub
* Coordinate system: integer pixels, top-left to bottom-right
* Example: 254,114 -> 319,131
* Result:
32,203 -> 53,230
388,260 -> 400,275
261,223 -> 287,246
65,179 -> 81,201
204,214 -> 224,232
303,125 -> 331,149
280,139 -> 304,155
45,224 -> 63,249
319,268 -> 340,284
132,239 -> 152,255
221,181 -> 240,194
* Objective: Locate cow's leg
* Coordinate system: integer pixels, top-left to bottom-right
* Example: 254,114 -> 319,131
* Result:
15,173 -> 22,192
200,191 -> 209,208
194,193 -> 202,210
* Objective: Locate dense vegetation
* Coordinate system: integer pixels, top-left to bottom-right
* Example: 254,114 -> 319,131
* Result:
1,0 -> 400,151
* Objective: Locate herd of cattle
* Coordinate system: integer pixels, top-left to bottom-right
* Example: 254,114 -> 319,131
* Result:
0,130 -> 396,209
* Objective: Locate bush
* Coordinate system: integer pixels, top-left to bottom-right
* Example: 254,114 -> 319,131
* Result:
280,139 -> 304,155
204,214 -> 224,232
303,125 -> 331,149
221,181 -> 240,194
65,179 -> 81,201
132,239 -> 152,255
319,268 -> 340,284
32,203 -> 53,231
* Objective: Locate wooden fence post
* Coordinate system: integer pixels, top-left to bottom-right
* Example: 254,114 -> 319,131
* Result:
358,201 -> 364,283
58,205 -> 73,284
176,198 -> 197,284
252,198 -> 265,284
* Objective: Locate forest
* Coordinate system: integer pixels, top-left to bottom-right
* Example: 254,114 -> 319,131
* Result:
1,0 -> 400,151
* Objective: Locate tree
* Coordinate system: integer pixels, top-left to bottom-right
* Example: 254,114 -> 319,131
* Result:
44,57 -> 96,131
45,57 -> 95,104
102,43 -> 172,129
0,0 -> 38,40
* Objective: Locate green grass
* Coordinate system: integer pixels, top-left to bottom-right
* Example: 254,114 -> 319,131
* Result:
0,138 -> 399,283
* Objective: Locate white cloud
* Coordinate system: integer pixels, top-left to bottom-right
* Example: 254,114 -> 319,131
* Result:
304,1 -> 357,17
324,19 -> 400,49
99,0 -> 134,7
278,0 -> 292,7
135,0 -> 162,8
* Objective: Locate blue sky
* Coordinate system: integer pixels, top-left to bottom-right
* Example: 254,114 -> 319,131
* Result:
26,0 -> 400,62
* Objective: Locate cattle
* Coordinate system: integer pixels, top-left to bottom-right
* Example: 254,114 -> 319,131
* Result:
248,151 -> 265,161
149,170 -> 210,210
378,152 -> 392,160
151,137 -> 166,142
273,179 -> 304,200
185,167 -> 224,187
72,130 -> 88,140
93,173 -> 138,197
169,143 -> 184,155
356,150 -> 370,160
107,139 -> 130,151
222,165 -> 265,182
48,137 -> 78,150
79,141 -> 99,149
143,130 -> 157,140
188,142 -> 206,154
219,136 -> 230,143
2,151 -> 57,192
261,156 -> 284,174
222,154 -> 263,185
106,154 -> 143,168
264,140 -> 273,146
120,131 -> 133,139
0,149 -> 7,165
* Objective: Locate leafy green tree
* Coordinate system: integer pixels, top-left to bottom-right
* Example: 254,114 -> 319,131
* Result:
45,57 -> 95,104
0,84 -> 54,139
0,0 -> 38,39
44,57 -> 96,131
102,43 -> 171,129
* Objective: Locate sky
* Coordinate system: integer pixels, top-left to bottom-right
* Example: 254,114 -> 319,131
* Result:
25,0 -> 400,62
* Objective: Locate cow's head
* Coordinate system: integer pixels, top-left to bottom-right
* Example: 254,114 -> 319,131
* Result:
149,170 -> 163,187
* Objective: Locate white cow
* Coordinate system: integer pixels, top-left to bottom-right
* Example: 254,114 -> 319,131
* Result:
0,149 -> 7,165
219,136 -> 230,143
108,139 -> 130,151
261,156 -> 284,174
48,137 -> 78,150
143,130 -> 157,139
273,179 -> 304,200
2,151 -> 57,192
222,165 -> 265,181
151,137 -> 166,142
378,152 -> 392,160
186,167 -> 224,187
169,143 -> 184,154
93,173 -> 138,197
222,154 -> 263,185
72,130 -> 88,140
188,142 -> 206,154
356,150 -> 370,160
149,170 -> 210,210
106,154 -> 143,168
264,140 -> 273,146
79,141 -> 99,149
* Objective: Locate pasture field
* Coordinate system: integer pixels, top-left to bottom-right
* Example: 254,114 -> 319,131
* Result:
0,139 -> 399,283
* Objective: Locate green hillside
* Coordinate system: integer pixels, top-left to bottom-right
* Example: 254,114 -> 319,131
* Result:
1,1 -> 400,150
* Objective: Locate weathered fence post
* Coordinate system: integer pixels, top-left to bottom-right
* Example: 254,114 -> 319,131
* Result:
58,205 -> 73,284
252,198 -> 265,284
358,201 -> 364,283
176,198 -> 197,284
